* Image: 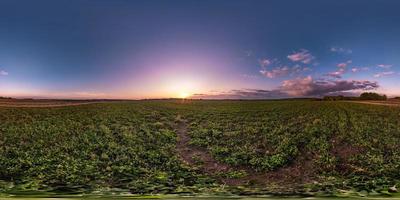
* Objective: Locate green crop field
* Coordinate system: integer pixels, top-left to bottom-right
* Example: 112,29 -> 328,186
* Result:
1,100 -> 400,197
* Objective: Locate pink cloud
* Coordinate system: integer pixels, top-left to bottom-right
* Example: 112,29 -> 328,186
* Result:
326,60 -> 352,78
192,76 -> 380,99
337,60 -> 352,68
327,69 -> 346,78
260,65 -> 311,78
260,66 -> 290,78
258,58 -> 272,67
281,76 -> 379,96
287,49 -> 315,64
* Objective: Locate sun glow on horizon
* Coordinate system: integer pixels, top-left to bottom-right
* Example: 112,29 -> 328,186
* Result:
160,77 -> 203,99
179,92 -> 190,99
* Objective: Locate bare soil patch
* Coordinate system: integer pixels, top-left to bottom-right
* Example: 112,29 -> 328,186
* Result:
330,136 -> 364,174
175,118 -> 233,173
175,116 -> 317,187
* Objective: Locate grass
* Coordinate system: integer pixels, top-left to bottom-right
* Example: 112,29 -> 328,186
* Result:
0,100 -> 400,196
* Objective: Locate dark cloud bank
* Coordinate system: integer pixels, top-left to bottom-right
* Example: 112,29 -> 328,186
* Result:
192,76 -> 379,99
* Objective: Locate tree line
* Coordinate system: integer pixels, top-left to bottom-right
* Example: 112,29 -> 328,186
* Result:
323,92 -> 389,101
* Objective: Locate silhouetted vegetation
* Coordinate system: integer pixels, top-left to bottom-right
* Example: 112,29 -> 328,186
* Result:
323,95 -> 358,101
323,92 -> 388,101
359,92 -> 387,100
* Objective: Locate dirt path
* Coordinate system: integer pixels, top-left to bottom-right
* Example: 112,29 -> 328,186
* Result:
349,101 -> 400,107
175,118 -> 233,174
175,116 -> 317,187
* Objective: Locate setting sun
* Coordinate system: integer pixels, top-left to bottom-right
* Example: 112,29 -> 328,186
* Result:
179,92 -> 190,99
160,78 -> 202,99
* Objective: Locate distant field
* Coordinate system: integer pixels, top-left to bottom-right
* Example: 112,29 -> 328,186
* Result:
1,100 -> 400,196
0,99 -> 106,107
352,99 -> 400,106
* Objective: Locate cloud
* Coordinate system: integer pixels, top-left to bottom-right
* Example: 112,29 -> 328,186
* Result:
327,69 -> 345,78
258,58 -> 272,67
374,71 -> 395,78
193,76 -> 379,99
191,89 -> 285,99
330,47 -> 352,54
287,49 -> 315,64
292,64 -> 311,72
326,60 -> 352,78
377,64 -> 392,69
326,67 -> 346,79
0,70 -> 8,76
71,91 -> 107,98
280,76 -> 379,96
241,74 -> 258,79
351,67 -> 369,73
244,50 -> 253,57
257,51 -> 314,80
337,60 -> 352,68
260,65 -> 311,78
337,63 -> 347,68
230,89 -> 285,98
260,66 -> 290,78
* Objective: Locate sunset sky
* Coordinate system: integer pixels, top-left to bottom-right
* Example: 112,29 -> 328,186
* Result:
0,0 -> 399,99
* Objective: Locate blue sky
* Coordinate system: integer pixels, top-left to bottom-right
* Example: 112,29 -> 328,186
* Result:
0,0 -> 399,99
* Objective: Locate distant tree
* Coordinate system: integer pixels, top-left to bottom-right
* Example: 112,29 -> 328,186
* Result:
323,95 -> 360,101
323,96 -> 334,101
323,96 -> 344,101
359,92 -> 387,100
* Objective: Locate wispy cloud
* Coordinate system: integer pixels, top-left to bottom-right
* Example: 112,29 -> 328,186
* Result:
326,60 -> 352,78
260,66 -> 290,78
377,64 -> 393,69
327,70 -> 346,79
330,47 -> 352,54
260,65 -> 311,78
287,49 -> 315,64
72,91 -> 107,97
244,50 -> 253,57
258,58 -> 272,67
0,70 -> 8,76
374,71 -> 395,78
351,67 -> 369,73
240,74 -> 259,79
337,60 -> 352,68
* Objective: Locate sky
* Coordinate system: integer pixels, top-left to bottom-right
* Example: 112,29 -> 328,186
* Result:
0,0 -> 400,99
